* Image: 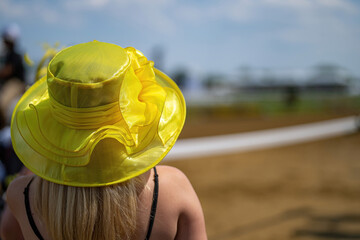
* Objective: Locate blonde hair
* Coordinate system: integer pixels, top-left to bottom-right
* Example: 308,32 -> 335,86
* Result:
34,175 -> 145,240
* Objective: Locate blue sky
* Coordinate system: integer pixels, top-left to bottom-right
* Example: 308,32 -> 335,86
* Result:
1,0 -> 360,79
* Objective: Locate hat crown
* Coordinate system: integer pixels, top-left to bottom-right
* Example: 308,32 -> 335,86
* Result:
47,41 -> 130,108
49,41 -> 130,84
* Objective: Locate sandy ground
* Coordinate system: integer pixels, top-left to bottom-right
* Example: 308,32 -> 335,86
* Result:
166,114 -> 360,240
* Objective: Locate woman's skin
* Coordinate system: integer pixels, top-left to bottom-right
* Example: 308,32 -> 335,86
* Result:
0,165 -> 207,240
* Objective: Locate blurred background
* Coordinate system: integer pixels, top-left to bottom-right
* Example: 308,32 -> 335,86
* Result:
1,0 -> 360,239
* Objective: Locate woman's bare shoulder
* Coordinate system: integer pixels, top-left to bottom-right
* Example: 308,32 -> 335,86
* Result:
156,165 -> 199,205
156,165 -> 207,239
6,175 -> 34,211
156,165 -> 189,181
7,175 -> 34,193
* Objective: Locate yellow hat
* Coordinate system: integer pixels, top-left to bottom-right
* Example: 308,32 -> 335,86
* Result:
11,41 -> 186,187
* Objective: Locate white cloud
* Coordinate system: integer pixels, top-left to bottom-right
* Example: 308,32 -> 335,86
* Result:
0,0 -> 85,27
172,0 -> 260,24
2,0 -> 358,29
263,0 -> 358,14
63,0 -> 111,11
170,0 -> 360,47
60,0 -> 178,34
270,0 -> 360,47
0,0 -> 179,34
88,0 -> 110,8
0,0 -> 27,19
1,0 -> 359,75
170,0 -> 358,25
314,0 -> 358,14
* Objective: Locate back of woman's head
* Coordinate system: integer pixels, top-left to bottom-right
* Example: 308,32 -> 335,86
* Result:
10,41 -> 186,239
11,41 -> 185,187
34,175 -> 145,240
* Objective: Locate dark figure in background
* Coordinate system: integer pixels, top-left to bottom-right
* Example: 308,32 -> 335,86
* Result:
0,23 -> 26,124
284,85 -> 299,111
356,114 -> 360,132
0,24 -> 25,85
0,24 -> 25,194
172,68 -> 188,90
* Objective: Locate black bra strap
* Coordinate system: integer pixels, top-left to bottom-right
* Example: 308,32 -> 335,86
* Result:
23,178 -> 44,240
145,167 -> 159,240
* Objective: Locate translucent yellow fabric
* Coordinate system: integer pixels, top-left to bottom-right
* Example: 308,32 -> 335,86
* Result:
11,41 -> 186,186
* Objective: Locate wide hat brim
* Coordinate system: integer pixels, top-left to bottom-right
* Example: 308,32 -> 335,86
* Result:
11,68 -> 186,187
